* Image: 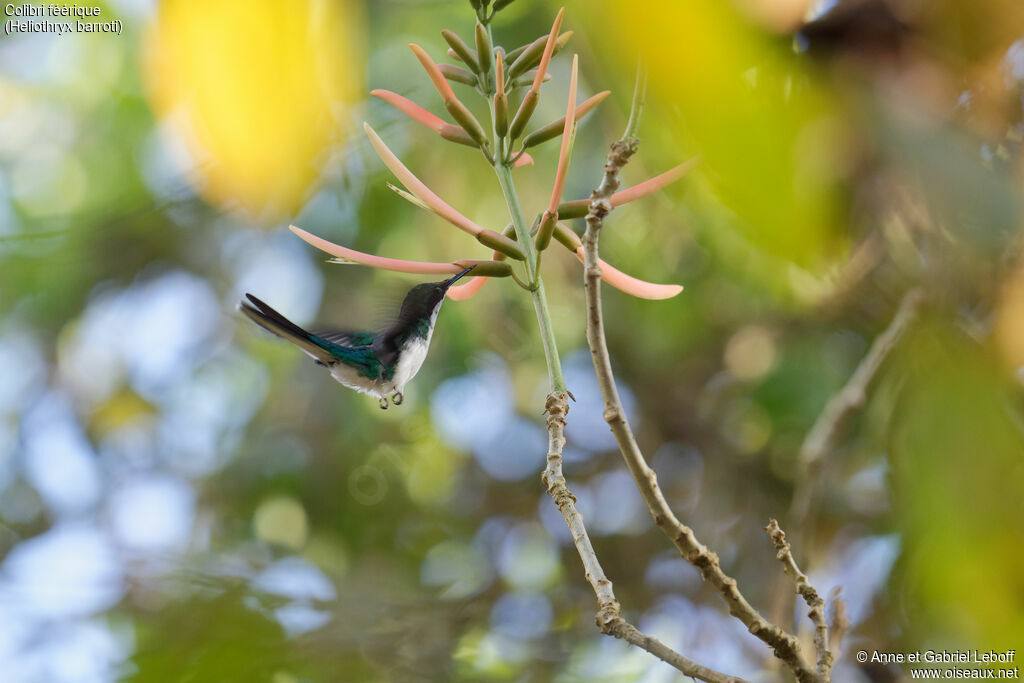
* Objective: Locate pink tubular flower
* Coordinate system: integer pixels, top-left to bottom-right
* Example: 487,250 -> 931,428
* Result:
408,43 -> 457,102
290,225 -> 464,275
447,274 -> 490,300
496,52 -> 506,97
611,158 -> 701,207
550,225 -> 682,299
371,90 -> 481,150
548,54 -> 578,214
574,90 -> 610,121
557,158 -> 700,218
370,89 -> 446,132
574,247 -> 684,300
363,123 -> 487,237
447,246 -> 682,301
531,8 -> 565,95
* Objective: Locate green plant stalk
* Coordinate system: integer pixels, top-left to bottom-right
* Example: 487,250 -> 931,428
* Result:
484,22 -> 565,394
493,162 -> 567,393
529,276 -> 566,391
494,162 -> 536,275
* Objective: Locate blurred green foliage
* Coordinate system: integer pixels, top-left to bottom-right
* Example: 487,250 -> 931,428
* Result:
1,0 -> 1023,681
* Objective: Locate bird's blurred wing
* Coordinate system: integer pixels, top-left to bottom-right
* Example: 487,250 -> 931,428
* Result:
327,344 -> 383,380
316,330 -> 376,347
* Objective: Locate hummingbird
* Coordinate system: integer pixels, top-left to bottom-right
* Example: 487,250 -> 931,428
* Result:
240,266 -> 474,409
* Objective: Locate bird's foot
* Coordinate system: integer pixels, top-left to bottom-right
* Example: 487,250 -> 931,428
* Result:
378,397 -> 389,410
392,392 -> 403,406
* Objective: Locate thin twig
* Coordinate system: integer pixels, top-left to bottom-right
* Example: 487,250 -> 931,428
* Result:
541,392 -> 746,683
770,289 -> 923,659
581,117 -> 820,683
829,588 -> 849,658
789,289 -> 924,529
766,519 -> 833,679
813,230 -> 885,313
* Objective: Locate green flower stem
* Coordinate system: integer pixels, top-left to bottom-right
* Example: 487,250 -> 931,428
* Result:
529,277 -> 566,392
493,161 -> 566,393
494,162 -> 536,275
484,27 -> 565,394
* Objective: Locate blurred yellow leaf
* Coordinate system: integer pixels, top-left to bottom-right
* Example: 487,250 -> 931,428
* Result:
890,321 -> 1024,648
144,0 -> 363,218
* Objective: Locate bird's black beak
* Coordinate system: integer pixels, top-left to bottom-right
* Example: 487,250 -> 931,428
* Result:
443,266 -> 475,288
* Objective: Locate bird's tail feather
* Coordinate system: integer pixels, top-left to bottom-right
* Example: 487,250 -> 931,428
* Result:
239,294 -> 335,365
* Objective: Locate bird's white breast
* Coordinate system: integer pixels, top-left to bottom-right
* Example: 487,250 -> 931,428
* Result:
392,336 -> 430,392
392,307 -> 439,393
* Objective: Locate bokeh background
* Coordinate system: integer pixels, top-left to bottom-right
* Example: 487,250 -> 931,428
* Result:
1,0 -> 1023,681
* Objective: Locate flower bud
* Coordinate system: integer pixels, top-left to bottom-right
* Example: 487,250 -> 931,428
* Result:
506,31 -> 572,79
511,71 -> 551,89
495,49 -> 505,92
439,64 -> 477,86
529,213 -> 541,235
554,223 -> 583,250
534,210 -> 558,251
476,229 -> 526,260
508,89 -> 538,140
495,94 -> 509,137
439,124 -> 480,148
494,53 -> 508,136
554,30 -> 572,54
444,98 -> 489,147
441,29 -> 480,74
556,199 -> 588,219
522,90 -> 610,148
474,21 -> 493,77
453,259 -> 513,277
506,37 -> 545,80
521,120 -> 563,149
502,42 -> 530,65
